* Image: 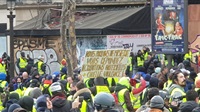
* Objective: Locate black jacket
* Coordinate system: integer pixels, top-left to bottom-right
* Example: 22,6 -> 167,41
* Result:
51,96 -> 72,112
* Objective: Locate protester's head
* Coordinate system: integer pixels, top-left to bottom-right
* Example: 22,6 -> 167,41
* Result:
70,82 -> 77,95
32,71 -> 40,80
18,96 -> 34,111
172,70 -> 186,87
22,72 -> 29,79
186,90 -> 199,103
8,103 -> 21,112
195,76 -> 200,88
94,92 -> 115,112
150,95 -> 164,110
75,81 -> 86,91
61,59 -> 67,66
67,76 -> 73,84
9,92 -> 20,101
0,73 -> 6,80
190,71 -> 197,81
36,95 -> 49,111
50,82 -> 66,97
118,77 -> 131,91
30,87 -> 43,99
29,79 -> 40,87
161,66 -> 168,75
20,52 -> 25,58
148,87 -> 159,101
155,67 -> 161,74
16,77 -> 22,83
38,55 -> 44,61
149,77 -> 159,88
183,59 -> 191,68
94,76 -> 106,86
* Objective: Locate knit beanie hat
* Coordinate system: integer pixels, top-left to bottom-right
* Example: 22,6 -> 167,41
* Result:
29,87 -> 43,99
150,95 -> 164,109
36,95 -> 47,109
149,77 -> 159,88
6,99 -> 18,110
0,73 -> 6,80
8,103 -> 21,112
9,93 -> 20,100
18,96 -> 34,111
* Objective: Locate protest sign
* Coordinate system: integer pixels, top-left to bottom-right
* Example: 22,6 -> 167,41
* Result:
80,49 -> 130,78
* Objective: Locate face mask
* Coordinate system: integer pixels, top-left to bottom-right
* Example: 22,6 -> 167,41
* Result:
2,61 -> 5,64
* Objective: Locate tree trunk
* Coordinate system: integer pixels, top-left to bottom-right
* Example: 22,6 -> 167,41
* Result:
69,0 -> 77,69
60,0 -> 73,77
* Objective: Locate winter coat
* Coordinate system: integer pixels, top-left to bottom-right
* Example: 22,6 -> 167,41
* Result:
51,96 -> 72,112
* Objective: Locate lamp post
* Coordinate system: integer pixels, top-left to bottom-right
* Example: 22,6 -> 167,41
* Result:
7,0 -> 16,80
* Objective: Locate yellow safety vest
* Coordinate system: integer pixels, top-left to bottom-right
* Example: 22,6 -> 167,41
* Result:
66,82 -> 70,92
0,81 -> 7,88
38,61 -> 44,75
0,100 -> 4,111
96,85 -> 110,94
19,57 -> 27,68
128,57 -> 133,71
163,80 -> 172,90
184,51 -> 192,61
143,52 -> 148,61
133,83 -> 141,109
84,78 -> 90,88
170,87 -> 186,103
0,64 -> 6,74
163,55 -> 174,66
61,74 -> 67,80
10,89 -> 23,98
23,87 -> 33,96
41,84 -> 52,96
118,88 -> 135,112
32,106 -> 36,112
107,78 -> 113,87
80,100 -> 87,112
137,57 -> 144,66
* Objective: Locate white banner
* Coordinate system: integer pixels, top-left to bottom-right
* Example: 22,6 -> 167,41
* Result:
80,49 -> 130,78
107,34 -> 151,53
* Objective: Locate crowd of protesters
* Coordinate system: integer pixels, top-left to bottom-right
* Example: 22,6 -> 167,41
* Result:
0,47 -> 199,112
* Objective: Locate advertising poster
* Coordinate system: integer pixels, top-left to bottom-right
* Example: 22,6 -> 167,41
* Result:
107,34 -> 151,53
151,0 -> 188,54
80,49 -> 130,78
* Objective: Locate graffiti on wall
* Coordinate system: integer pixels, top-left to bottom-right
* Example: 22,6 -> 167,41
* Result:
14,38 -> 58,49
14,37 -> 61,75
15,49 -> 60,75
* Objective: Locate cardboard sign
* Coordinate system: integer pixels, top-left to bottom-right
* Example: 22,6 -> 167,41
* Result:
80,49 -> 130,78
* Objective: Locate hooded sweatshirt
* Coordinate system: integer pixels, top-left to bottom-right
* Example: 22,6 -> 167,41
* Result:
51,94 -> 72,112
179,101 -> 199,112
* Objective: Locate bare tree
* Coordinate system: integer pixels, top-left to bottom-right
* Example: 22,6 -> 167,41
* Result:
60,0 -> 77,77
